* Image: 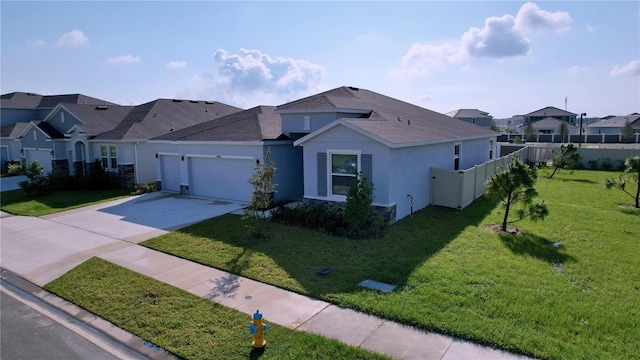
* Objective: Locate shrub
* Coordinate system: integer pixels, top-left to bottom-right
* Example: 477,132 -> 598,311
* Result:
6,162 -> 24,176
19,161 -> 48,196
588,159 -> 600,169
47,168 -> 78,191
81,160 -> 117,190
131,182 -> 158,195
601,158 -> 613,171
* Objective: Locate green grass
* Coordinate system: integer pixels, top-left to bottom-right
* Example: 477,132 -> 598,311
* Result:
142,169 -> 640,360
44,258 -> 389,360
0,188 -> 132,216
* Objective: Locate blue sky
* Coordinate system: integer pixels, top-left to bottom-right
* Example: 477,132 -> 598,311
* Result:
2,1 -> 639,118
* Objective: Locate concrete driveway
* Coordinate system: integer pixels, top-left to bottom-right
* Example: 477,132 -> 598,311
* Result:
0,192 -> 246,285
0,175 -> 27,192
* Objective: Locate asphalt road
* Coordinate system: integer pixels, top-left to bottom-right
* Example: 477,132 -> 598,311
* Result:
1,290 -> 120,360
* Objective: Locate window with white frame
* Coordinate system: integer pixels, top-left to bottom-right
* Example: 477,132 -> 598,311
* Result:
454,143 -> 461,170
100,145 -> 117,171
330,152 -> 359,196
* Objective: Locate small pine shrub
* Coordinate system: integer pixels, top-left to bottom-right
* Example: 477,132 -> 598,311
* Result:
6,162 -> 24,176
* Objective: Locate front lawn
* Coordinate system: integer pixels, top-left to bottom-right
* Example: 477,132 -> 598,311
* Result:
0,188 -> 132,216
44,258 -> 389,360
142,169 -> 639,360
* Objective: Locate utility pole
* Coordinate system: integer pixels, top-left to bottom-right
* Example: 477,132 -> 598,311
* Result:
579,112 -> 586,148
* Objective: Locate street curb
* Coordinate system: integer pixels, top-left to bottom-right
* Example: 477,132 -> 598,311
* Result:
0,267 -> 179,360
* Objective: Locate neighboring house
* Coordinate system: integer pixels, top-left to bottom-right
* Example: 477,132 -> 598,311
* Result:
587,113 -> 640,135
1,92 -> 110,169
92,99 -> 241,185
518,117 -> 578,135
281,86 -> 498,223
150,106 -> 302,203
2,92 -> 242,185
525,106 -> 577,125
446,109 -> 494,128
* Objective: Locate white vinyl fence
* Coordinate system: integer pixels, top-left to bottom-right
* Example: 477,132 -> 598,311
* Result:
432,145 -> 640,210
431,148 -> 527,209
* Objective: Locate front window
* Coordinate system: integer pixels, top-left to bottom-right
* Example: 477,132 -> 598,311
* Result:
100,145 -> 117,171
489,140 -> 494,159
331,153 -> 358,196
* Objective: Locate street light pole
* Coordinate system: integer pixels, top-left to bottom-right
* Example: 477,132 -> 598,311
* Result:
579,112 -> 587,148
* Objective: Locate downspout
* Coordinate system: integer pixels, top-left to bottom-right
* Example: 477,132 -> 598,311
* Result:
134,141 -> 139,184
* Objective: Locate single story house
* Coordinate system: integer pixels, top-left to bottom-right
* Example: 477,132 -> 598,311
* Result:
279,86 -> 498,223
150,105 -> 302,203
446,109 -> 494,128
587,113 -> 640,135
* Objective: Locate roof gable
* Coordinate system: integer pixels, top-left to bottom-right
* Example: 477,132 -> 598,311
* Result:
446,109 -> 492,118
0,122 -> 29,138
526,106 -> 576,117
152,105 -> 286,142
95,99 -> 242,140
282,86 -> 497,145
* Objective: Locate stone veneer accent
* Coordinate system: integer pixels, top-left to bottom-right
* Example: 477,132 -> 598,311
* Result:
180,184 -> 190,196
117,164 -> 135,188
52,160 -> 69,174
73,161 -> 85,177
302,198 -> 397,224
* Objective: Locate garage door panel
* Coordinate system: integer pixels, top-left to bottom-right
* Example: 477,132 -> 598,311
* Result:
189,157 -> 253,201
25,150 -> 53,174
160,155 -> 181,192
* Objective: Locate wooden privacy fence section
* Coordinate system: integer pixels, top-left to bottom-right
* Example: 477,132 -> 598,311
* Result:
431,148 -> 528,209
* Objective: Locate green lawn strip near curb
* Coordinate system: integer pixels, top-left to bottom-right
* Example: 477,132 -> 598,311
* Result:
141,169 -> 640,360
44,258 -> 389,360
0,188 -> 131,216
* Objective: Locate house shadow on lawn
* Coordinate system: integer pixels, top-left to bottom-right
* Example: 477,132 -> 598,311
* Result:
498,231 -> 576,265
172,196 -> 499,298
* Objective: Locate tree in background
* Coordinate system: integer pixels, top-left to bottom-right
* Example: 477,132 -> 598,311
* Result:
547,143 -> 581,179
18,160 -> 48,196
485,158 -> 549,232
558,121 -> 569,142
621,120 -> 634,144
243,148 -> 277,238
524,122 -> 536,142
606,156 -> 640,209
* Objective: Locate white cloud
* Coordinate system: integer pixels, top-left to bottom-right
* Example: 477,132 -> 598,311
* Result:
462,14 -> 531,58
394,2 -> 570,76
566,65 -> 590,75
166,61 -> 187,69
205,48 -> 327,106
392,43 -> 465,76
106,54 -> 141,66
610,60 -> 640,77
586,23 -> 595,33
27,39 -> 46,47
54,30 -> 89,47
514,2 -> 571,33
459,65 -> 473,73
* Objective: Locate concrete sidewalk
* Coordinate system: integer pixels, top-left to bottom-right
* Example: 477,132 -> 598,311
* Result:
0,195 -> 533,360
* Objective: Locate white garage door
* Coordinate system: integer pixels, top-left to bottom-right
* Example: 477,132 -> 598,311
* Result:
25,149 -> 52,174
160,155 -> 181,192
189,156 -> 254,201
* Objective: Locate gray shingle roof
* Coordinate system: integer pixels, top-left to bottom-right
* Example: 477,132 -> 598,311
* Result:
59,104 -> 134,134
280,86 -> 497,145
526,106 -> 576,117
587,114 -> 640,128
152,106 -> 286,142
446,109 -> 492,118
95,99 -> 242,140
36,121 -> 64,138
0,122 -> 28,138
1,92 -> 110,109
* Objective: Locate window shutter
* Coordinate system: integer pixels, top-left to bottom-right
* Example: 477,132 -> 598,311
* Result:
361,154 -> 372,184
317,152 -> 327,196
